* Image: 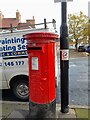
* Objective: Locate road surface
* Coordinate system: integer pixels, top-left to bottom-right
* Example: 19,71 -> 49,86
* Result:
56,54 -> 88,106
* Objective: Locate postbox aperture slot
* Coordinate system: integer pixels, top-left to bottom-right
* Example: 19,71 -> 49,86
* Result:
28,47 -> 42,50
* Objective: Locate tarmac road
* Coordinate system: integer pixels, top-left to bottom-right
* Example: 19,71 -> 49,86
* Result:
57,54 -> 89,106
0,54 -> 89,106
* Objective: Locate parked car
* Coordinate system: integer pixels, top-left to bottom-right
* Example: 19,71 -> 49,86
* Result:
78,46 -> 85,52
85,46 -> 90,53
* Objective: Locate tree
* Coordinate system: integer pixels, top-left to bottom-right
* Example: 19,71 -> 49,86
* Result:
68,11 -> 88,50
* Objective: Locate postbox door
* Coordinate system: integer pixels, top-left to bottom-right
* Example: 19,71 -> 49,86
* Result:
29,46 -> 49,104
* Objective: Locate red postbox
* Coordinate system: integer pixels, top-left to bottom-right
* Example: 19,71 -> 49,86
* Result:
24,32 -> 58,118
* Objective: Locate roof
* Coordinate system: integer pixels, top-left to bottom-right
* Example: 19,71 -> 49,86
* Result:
1,18 -> 19,28
17,23 -> 31,29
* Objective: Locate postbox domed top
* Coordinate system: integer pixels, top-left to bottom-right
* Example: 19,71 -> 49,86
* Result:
24,32 -> 59,43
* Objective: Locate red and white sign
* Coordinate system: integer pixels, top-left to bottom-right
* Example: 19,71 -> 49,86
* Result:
61,49 -> 69,60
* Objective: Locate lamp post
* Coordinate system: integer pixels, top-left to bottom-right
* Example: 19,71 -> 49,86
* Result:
54,0 -> 73,113
60,2 -> 69,113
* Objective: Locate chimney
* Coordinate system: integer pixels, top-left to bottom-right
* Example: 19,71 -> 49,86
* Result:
0,11 -> 4,28
26,16 -> 35,28
0,11 -> 4,20
33,16 -> 34,20
16,10 -> 21,22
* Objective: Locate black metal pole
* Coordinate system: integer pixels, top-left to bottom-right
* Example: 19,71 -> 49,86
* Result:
60,2 -> 69,113
10,24 -> 13,33
44,18 -> 47,29
89,19 -> 90,46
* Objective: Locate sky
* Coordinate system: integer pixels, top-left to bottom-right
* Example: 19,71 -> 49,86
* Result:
0,0 -> 90,33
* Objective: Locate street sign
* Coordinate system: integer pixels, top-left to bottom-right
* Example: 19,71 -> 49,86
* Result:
88,1 -> 90,18
61,50 -> 69,60
54,0 -> 73,3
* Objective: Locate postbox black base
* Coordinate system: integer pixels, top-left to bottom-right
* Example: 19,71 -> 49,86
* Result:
27,99 -> 56,119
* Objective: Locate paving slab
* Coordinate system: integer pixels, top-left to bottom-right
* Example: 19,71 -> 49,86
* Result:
1,102 -> 85,119
56,104 -> 76,118
57,109 -> 76,118
1,101 -> 29,118
7,110 -> 29,119
1,108 -> 76,119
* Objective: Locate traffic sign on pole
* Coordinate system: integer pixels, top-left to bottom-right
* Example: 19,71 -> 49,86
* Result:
61,50 -> 69,60
54,0 -> 73,3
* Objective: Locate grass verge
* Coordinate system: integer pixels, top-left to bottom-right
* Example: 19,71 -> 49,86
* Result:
75,108 -> 90,119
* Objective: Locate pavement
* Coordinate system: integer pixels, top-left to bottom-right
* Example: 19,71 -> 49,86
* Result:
0,101 -> 89,119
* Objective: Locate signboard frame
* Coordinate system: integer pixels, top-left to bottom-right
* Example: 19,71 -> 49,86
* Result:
54,0 -> 73,3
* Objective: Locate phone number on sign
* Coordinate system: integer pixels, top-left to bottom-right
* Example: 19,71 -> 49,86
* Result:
4,61 -> 24,67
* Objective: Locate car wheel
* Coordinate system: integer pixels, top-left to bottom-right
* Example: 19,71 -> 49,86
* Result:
13,80 -> 29,100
